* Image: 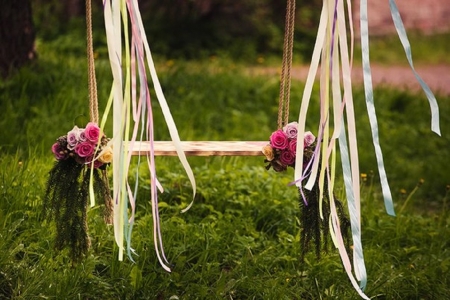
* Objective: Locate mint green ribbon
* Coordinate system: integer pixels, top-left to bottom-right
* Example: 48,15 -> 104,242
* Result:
360,0 -> 395,216
388,0 -> 441,136
360,0 -> 442,216
339,124 -> 368,290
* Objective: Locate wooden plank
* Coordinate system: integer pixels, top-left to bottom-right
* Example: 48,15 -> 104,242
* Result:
129,141 -> 267,156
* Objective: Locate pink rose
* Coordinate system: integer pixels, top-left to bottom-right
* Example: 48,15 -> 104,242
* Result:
51,142 -> 68,160
74,141 -> 95,158
79,131 -> 87,142
270,129 -> 289,149
67,126 -> 83,150
288,139 -> 297,155
279,149 -> 295,166
304,131 -> 316,148
283,122 -> 298,139
84,122 -> 101,143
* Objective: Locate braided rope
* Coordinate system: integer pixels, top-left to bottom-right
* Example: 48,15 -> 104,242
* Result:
86,0 -> 99,124
277,0 -> 296,129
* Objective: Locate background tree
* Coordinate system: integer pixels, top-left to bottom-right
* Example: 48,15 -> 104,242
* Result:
0,0 -> 36,78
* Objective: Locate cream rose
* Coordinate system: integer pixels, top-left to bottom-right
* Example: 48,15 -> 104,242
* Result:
262,144 -> 275,161
98,147 -> 113,163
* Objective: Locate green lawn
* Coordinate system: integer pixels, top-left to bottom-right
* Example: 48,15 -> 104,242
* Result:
0,34 -> 449,299
354,32 -> 450,66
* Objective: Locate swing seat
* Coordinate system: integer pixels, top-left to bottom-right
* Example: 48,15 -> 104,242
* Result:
129,141 -> 267,156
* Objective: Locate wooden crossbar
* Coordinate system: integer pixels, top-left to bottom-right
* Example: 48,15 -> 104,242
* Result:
129,141 -> 267,156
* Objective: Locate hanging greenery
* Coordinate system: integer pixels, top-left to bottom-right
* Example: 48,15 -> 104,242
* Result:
43,123 -> 112,261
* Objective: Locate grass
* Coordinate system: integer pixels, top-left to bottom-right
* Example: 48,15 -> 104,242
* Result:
1,33 -> 449,299
353,32 -> 450,66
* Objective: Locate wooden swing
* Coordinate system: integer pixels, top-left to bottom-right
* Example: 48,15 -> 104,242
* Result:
130,141 -> 266,156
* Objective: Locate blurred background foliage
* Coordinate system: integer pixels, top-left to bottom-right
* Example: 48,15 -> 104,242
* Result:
31,0 -> 322,61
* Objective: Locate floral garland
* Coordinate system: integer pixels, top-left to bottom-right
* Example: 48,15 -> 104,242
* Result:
51,122 -> 112,168
263,122 -> 350,261
263,121 -> 315,172
44,122 -> 113,262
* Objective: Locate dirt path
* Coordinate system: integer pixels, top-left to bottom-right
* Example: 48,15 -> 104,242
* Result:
352,64 -> 450,96
248,64 -> 450,96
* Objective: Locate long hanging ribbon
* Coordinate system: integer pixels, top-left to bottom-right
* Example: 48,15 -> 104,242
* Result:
388,0 -> 440,136
337,0 -> 367,289
327,0 -> 368,295
294,0 -> 327,185
360,0 -> 441,217
360,0 -> 395,216
327,0 -> 367,290
294,0 -> 370,297
103,0 -> 196,270
127,0 -> 196,213
104,0 -> 126,261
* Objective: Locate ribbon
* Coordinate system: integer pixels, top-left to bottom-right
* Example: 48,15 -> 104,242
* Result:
338,0 -> 367,289
103,0 -> 196,271
388,0 -> 440,136
360,0 -> 395,216
294,0 -> 369,296
127,0 -> 196,212
294,0 -> 327,187
103,0 -> 125,261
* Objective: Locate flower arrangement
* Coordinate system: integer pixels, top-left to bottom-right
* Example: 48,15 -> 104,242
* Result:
51,122 -> 112,168
262,121 -> 316,172
263,122 -> 350,261
44,122 -> 112,262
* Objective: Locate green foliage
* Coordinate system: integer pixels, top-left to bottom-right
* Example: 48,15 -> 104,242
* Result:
138,0 -> 323,61
0,39 -> 112,156
30,0 -> 322,62
44,160 -> 90,262
43,159 -> 112,262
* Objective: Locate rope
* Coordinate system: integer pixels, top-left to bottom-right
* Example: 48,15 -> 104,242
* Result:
86,0 -> 112,226
277,0 -> 296,129
86,0 -> 99,124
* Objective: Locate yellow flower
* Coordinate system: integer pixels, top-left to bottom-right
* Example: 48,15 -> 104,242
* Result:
360,173 -> 367,182
98,146 -> 113,163
262,145 -> 275,161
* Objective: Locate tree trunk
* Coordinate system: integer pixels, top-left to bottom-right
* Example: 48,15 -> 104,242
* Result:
0,0 -> 36,78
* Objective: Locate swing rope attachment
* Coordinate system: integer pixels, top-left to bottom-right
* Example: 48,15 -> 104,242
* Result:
86,0 -> 99,124
85,0 -> 113,223
277,0 -> 296,130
